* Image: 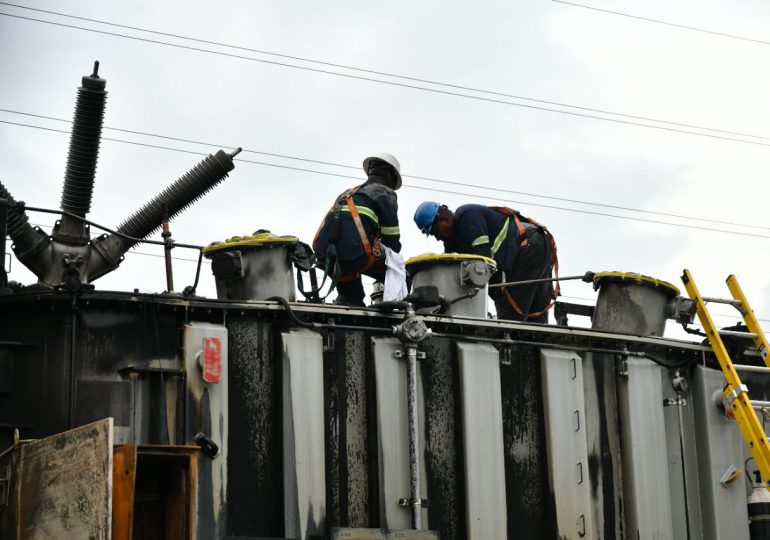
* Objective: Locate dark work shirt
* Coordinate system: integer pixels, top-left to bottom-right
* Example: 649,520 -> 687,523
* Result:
443,204 -> 534,273
313,177 -> 401,261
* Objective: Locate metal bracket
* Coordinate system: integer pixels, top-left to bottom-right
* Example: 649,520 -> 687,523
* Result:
726,384 -> 749,406
663,397 -> 687,407
617,358 -> 629,379
323,332 -> 336,353
398,497 -> 429,508
394,350 -> 426,361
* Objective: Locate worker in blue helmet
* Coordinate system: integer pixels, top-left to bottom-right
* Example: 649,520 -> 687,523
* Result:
414,201 -> 558,322
313,153 -> 402,307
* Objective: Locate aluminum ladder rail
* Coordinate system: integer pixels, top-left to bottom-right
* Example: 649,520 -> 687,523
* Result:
681,269 -> 770,486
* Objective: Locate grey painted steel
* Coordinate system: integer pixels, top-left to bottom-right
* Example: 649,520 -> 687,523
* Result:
410,260 -> 490,318
212,245 -> 296,301
592,280 -> 672,336
456,342 -> 507,539
184,322 -> 229,539
371,337 -> 429,530
540,348 -> 595,539
406,343 -> 423,529
691,365 -> 751,540
617,358 -> 675,539
282,329 -> 327,539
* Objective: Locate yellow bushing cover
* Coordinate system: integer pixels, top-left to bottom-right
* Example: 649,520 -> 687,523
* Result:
592,271 -> 680,298
405,252 -> 497,272
203,232 -> 299,256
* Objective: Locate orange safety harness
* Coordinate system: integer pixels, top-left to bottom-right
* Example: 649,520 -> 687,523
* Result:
313,185 -> 382,285
488,206 -> 560,319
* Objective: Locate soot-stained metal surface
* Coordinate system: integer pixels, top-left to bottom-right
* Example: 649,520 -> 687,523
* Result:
420,337 -> 465,540
501,344 -> 555,539
582,353 -> 625,540
325,331 -> 371,529
225,315 -> 283,537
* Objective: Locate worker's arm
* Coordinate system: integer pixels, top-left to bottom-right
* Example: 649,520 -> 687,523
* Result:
373,189 -> 401,253
455,211 -> 492,258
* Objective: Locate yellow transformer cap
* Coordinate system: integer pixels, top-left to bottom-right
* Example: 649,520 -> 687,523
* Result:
593,271 -> 680,298
203,231 -> 299,256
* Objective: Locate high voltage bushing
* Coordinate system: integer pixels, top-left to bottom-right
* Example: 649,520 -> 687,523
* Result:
116,149 -> 240,249
0,180 -> 31,238
60,61 -> 106,218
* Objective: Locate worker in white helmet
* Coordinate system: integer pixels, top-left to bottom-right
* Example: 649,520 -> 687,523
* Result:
313,153 -> 402,306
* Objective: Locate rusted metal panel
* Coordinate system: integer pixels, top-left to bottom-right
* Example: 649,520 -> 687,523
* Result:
112,445 -> 137,540
16,418 -> 113,539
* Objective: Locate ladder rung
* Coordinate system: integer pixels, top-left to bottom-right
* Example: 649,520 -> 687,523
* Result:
752,400 -> 770,409
718,329 -> 758,339
735,364 -> 770,374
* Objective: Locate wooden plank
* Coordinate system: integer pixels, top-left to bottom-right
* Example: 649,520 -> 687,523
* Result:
112,445 -> 138,540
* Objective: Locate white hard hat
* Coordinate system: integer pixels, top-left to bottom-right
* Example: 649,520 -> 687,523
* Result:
363,152 -> 402,190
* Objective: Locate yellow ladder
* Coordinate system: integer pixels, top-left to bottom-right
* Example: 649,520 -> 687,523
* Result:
681,269 -> 770,486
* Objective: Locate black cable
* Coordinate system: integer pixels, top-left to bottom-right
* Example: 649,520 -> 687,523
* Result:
553,0 -> 770,47
5,11 -> 770,150
6,118 -> 770,241
4,1 -> 770,144
4,109 -> 766,231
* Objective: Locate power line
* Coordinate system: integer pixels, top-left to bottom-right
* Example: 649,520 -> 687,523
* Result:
4,117 -> 770,241
5,11 -> 770,150
2,108 -> 768,232
552,0 -> 770,47
2,2 -> 770,145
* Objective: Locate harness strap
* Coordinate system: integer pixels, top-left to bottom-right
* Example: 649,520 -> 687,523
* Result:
338,194 -> 381,281
488,206 -> 560,319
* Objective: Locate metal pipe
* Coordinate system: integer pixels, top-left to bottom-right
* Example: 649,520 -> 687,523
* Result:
161,202 -> 174,292
734,365 -> 770,374
406,342 -> 422,529
488,272 -> 593,289
0,199 -> 7,289
702,296 -> 743,310
718,329 -> 758,339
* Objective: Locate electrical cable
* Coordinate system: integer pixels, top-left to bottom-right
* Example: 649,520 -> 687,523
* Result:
4,108 -> 766,231
3,1 -> 770,144
4,118 -> 770,239
552,0 -> 770,47
4,11 -> 770,150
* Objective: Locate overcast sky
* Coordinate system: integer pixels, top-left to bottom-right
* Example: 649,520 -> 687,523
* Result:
3,0 -> 770,339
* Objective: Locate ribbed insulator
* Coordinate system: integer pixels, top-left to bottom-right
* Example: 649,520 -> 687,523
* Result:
60,69 -> 107,217
0,180 -> 31,238
116,150 -> 235,249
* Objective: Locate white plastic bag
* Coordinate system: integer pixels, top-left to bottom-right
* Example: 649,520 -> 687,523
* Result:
382,245 -> 408,301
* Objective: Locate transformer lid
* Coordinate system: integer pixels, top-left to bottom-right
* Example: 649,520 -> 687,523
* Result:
593,271 -> 680,298
203,231 -> 299,255
406,252 -> 497,272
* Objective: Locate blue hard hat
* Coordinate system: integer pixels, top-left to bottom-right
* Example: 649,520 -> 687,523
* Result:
414,201 -> 441,236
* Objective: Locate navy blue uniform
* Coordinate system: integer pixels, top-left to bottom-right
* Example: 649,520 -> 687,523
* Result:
444,204 -> 552,322
314,179 -> 401,305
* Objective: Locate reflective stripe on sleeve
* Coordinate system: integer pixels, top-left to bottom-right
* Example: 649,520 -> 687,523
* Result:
381,225 -> 400,236
472,235 -> 490,247
491,218 -> 509,257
